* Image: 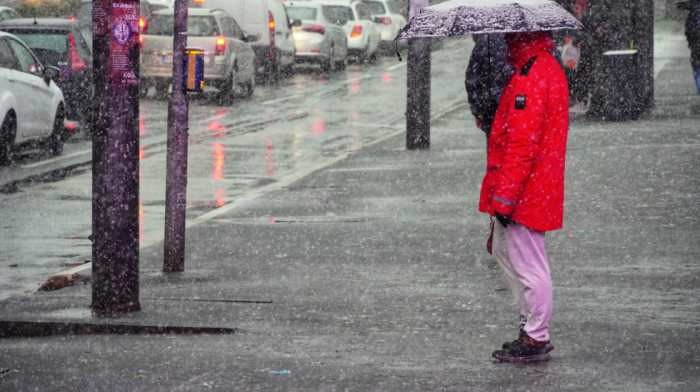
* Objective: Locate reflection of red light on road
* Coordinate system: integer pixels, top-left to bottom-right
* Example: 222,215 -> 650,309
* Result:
139,117 -> 145,135
312,120 -> 325,134
265,135 -> 276,177
214,189 -> 226,207
383,72 -> 392,82
211,143 -> 225,180
351,80 -> 361,94
351,110 -> 361,120
269,217 -> 275,223
139,202 -> 144,241
352,130 -> 362,148
139,147 -> 144,161
208,118 -> 226,137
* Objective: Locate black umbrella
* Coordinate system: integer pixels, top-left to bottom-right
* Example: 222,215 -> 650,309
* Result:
395,0 -> 583,40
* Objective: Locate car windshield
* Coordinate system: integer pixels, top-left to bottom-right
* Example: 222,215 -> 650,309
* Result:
363,1 -> 386,14
286,7 -> 317,21
148,14 -> 219,37
325,5 -> 355,22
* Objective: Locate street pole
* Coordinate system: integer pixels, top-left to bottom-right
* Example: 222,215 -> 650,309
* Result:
406,0 -> 430,150
163,0 -> 189,272
91,0 -> 141,315
634,0 -> 655,111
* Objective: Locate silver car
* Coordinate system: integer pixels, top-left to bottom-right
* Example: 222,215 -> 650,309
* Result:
140,7 -> 257,104
323,0 -> 380,62
285,1 -> 348,72
363,0 -> 406,49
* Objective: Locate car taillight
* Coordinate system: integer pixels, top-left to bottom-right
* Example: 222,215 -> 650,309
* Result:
303,25 -> 325,34
268,11 -> 275,46
69,33 -> 87,71
350,25 -> 362,38
139,16 -> 147,33
378,16 -> 392,25
216,37 -> 226,55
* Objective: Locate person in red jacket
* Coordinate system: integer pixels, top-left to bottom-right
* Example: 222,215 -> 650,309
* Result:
479,30 -> 569,363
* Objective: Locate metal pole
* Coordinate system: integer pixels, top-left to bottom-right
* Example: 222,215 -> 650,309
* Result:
406,0 -> 431,150
163,0 -> 189,272
91,0 -> 141,315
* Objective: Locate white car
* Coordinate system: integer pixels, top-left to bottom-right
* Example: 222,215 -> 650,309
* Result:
0,31 -> 66,165
140,7 -> 257,104
363,0 -> 406,49
323,0 -> 380,62
0,6 -> 20,22
285,0 -> 348,72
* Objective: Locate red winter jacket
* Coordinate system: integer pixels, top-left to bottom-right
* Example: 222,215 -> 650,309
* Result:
478,32 -> 569,232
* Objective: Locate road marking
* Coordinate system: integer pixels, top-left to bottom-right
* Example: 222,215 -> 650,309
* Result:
49,101 -> 469,279
386,62 -> 407,71
260,93 -> 304,105
22,150 -> 91,169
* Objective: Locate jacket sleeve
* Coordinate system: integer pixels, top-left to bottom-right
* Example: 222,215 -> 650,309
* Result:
492,68 -> 548,215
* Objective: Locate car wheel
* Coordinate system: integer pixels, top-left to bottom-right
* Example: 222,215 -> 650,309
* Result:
336,53 -> 347,70
139,80 -> 151,98
45,107 -> 66,156
322,46 -> 335,72
240,73 -> 255,99
218,67 -> 237,105
155,82 -> 170,99
267,58 -> 280,83
0,114 -> 17,166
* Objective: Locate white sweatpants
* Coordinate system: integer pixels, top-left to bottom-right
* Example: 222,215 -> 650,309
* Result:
492,221 -> 552,342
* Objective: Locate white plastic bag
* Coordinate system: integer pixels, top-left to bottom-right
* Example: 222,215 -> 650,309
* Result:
561,37 -> 581,70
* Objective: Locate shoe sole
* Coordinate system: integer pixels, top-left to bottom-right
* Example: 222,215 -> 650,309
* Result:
502,343 -> 555,353
492,351 -> 551,363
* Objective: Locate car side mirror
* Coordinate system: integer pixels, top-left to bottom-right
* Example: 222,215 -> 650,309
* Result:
291,19 -> 302,27
244,34 -> 258,43
44,65 -> 60,85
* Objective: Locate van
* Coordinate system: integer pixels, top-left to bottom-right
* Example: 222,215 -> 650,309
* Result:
190,0 -> 296,81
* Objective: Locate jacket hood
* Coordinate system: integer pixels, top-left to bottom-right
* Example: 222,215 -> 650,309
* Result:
505,31 -> 555,69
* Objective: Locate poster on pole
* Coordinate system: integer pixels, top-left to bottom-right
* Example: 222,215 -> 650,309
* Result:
109,1 -> 140,85
92,0 -> 109,36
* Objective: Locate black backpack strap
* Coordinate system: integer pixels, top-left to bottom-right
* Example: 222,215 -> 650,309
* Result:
519,56 -> 538,76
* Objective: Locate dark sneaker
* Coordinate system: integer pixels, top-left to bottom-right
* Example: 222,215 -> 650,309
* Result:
493,339 -> 551,363
502,330 -> 554,353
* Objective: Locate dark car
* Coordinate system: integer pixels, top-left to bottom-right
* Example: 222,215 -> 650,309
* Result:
0,18 -> 92,135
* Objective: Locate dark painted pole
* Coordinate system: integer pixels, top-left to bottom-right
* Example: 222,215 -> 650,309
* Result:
634,0 -> 655,111
91,0 -> 141,315
163,0 -> 189,272
406,0 -> 430,150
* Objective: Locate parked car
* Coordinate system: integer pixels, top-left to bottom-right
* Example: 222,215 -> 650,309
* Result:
0,6 -> 20,22
0,18 -> 92,135
189,0 -> 298,82
140,7 -> 257,104
323,0 -> 380,62
0,31 -> 66,165
284,0 -> 348,72
362,0 -> 406,50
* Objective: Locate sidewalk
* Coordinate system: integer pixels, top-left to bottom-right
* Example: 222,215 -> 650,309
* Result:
1,26 -> 699,392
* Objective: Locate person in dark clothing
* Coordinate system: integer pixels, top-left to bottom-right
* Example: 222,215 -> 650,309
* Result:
464,34 -> 514,136
679,0 -> 700,93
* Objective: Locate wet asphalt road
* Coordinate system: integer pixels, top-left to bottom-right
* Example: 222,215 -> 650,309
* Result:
0,38 -> 470,299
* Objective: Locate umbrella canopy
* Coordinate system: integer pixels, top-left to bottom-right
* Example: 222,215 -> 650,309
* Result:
396,0 -> 583,40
